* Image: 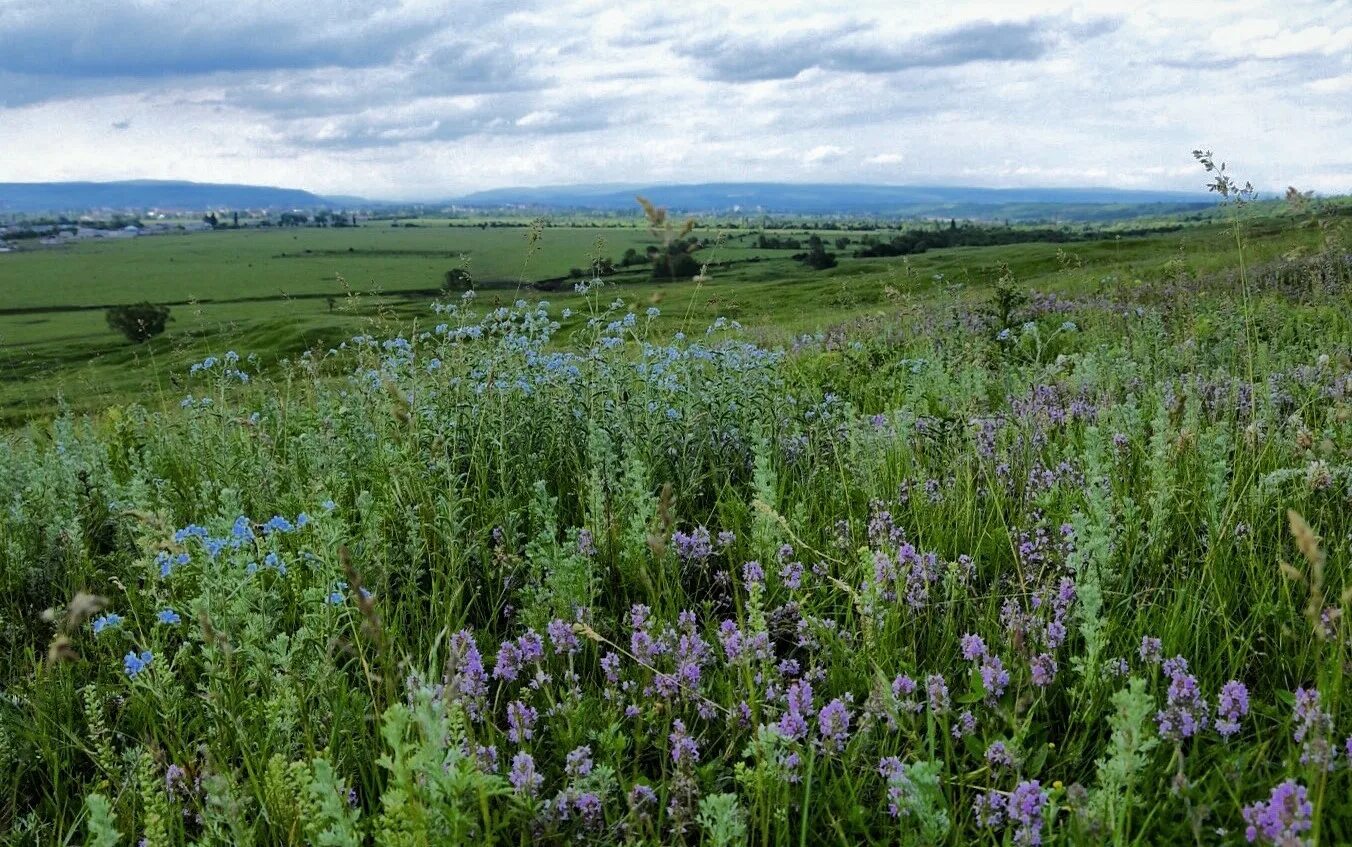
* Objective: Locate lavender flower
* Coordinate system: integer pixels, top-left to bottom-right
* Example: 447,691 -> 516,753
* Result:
1008,780 -> 1048,846
1293,687 -> 1335,770
926,674 -> 950,713
960,633 -> 987,661
506,700 -> 538,744
447,630 -> 489,720
986,741 -> 1015,770
817,698 -> 851,752
1215,680 -> 1249,738
1138,636 -> 1162,664
547,618 -> 579,655
565,745 -> 593,778
1242,780 -> 1312,846
951,709 -> 976,739
669,719 -> 699,766
508,752 -> 543,796
980,654 -> 1010,704
1030,653 -> 1057,687
1156,668 -> 1209,742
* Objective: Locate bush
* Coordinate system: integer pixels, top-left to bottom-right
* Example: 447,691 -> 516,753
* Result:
105,302 -> 171,343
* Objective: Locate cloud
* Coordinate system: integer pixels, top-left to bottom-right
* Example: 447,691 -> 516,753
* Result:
676,16 -> 1120,82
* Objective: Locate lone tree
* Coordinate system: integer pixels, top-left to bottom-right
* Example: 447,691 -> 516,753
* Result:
637,195 -> 702,281
106,302 -> 171,343
443,268 -> 473,291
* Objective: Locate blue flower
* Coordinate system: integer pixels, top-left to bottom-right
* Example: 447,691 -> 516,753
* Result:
123,650 -> 153,678
157,609 -> 181,626
328,581 -> 348,605
321,499 -> 338,512
92,613 -> 122,635
263,515 -> 295,534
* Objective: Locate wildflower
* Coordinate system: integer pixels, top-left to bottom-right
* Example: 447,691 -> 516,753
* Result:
506,700 -> 538,744
447,630 -> 489,721
669,719 -> 699,766
156,609 -> 181,626
1138,636 -> 1162,664
1293,687 -> 1335,770
974,790 -> 1006,827
565,745 -> 593,778
494,640 -> 523,681
508,752 -> 543,796
1030,653 -> 1057,687
980,654 -> 1010,703
92,613 -> 123,635
960,633 -> 987,661
576,529 -> 595,557
986,741 -> 1015,770
1215,680 -> 1249,738
1242,780 -> 1312,846
926,674 -> 950,713
328,582 -> 348,604
817,698 -> 851,752
742,560 -> 765,584
951,710 -> 977,739
1008,780 -> 1048,846
123,650 -> 153,678
547,618 -> 579,655
1156,667 -> 1208,742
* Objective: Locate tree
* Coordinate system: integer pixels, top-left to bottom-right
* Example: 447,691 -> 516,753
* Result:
443,268 -> 473,291
106,303 -> 171,343
637,196 -> 702,281
797,235 -> 837,270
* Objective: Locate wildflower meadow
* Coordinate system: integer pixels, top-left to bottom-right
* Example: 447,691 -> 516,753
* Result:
2,227 -> 1351,845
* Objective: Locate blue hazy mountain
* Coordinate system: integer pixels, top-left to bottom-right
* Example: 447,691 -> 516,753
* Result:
453,182 -> 1213,219
0,180 -> 333,213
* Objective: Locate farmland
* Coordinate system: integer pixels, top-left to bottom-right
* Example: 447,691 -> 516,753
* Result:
0,205 -> 1341,422
1,193 -> 1352,844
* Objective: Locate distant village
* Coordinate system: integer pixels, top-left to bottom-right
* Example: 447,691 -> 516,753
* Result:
0,208 -> 365,253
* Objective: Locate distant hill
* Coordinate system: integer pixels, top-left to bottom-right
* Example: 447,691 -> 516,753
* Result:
0,180 -> 337,214
453,182 -> 1215,221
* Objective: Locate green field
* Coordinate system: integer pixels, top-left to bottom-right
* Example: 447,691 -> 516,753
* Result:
0,207 -> 1343,423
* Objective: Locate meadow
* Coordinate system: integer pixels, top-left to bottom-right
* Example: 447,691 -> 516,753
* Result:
1,195 -> 1351,845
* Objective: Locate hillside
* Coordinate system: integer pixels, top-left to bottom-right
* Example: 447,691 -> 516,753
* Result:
0,180 -> 334,214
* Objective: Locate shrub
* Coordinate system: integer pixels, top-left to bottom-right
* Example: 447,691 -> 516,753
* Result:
105,302 -> 171,343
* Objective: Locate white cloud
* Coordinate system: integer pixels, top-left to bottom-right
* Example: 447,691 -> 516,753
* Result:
0,0 -> 1348,197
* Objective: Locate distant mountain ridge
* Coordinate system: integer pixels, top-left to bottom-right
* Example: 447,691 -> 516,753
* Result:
451,182 -> 1214,218
0,179 -> 1217,220
0,180 -> 333,213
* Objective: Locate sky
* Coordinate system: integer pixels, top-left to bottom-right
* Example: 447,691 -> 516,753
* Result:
0,0 -> 1349,200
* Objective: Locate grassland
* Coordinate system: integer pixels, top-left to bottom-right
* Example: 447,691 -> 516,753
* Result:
1,206 -> 1343,423
1,191 -> 1352,845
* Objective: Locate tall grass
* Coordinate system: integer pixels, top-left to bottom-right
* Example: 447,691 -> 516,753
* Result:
0,234 -> 1350,844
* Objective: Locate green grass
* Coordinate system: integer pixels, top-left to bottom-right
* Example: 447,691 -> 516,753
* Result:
1,208 -> 1338,423
0,200 -> 1350,844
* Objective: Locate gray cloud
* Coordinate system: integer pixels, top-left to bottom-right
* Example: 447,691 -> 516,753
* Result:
0,1 -> 447,77
676,16 -> 1119,82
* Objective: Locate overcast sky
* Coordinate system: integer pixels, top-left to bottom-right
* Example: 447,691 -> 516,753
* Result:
0,0 -> 1348,199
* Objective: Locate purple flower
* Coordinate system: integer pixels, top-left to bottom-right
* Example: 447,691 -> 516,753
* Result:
1215,680 -> 1249,738
1242,780 -> 1312,845
508,752 -> 543,796
565,745 -> 593,778
1156,669 -> 1209,742
1030,653 -> 1057,687
669,719 -> 699,766
926,674 -> 950,713
506,700 -> 538,744
600,651 -> 620,684
672,527 -> 713,561
742,560 -> 765,584
448,630 -> 489,720
1138,636 -> 1162,664
1008,780 -> 1048,846
961,633 -> 987,661
493,640 -> 522,681
1293,687 -> 1336,770
1161,655 -> 1189,678
546,618 -> 579,655
986,741 -> 1014,770
980,654 -> 1010,703
878,756 -> 906,818
974,790 -> 1006,827
951,709 -> 976,739
817,698 -> 851,752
